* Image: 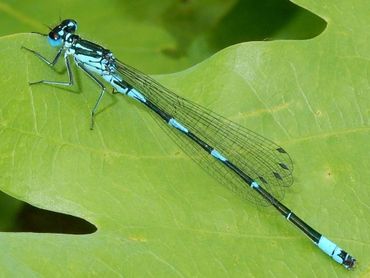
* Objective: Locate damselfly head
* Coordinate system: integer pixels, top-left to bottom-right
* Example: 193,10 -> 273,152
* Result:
47,19 -> 77,47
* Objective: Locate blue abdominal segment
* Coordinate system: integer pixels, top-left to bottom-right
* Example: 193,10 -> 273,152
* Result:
168,118 -> 189,133
127,89 -> 147,103
211,149 -> 228,162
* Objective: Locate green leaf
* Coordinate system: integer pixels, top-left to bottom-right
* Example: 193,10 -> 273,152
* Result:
0,0 -> 325,73
0,0 -> 368,277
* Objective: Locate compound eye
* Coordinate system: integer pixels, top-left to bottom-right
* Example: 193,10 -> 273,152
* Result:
48,32 -> 63,47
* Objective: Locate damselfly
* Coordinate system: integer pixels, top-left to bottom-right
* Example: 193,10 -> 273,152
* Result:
22,19 -> 356,269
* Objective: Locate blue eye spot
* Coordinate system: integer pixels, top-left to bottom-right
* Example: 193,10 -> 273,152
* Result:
48,36 -> 62,47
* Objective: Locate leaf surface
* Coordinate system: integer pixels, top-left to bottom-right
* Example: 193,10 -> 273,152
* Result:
0,0 -> 368,277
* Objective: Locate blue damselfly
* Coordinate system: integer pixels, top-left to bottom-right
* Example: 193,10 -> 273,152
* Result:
22,19 -> 356,269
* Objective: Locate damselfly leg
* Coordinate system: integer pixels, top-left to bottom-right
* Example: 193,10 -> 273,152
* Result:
77,63 -> 106,130
21,46 -> 63,67
22,46 -> 107,129
21,47 -> 73,86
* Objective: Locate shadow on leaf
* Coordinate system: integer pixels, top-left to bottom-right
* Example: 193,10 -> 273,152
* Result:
0,191 -> 96,234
